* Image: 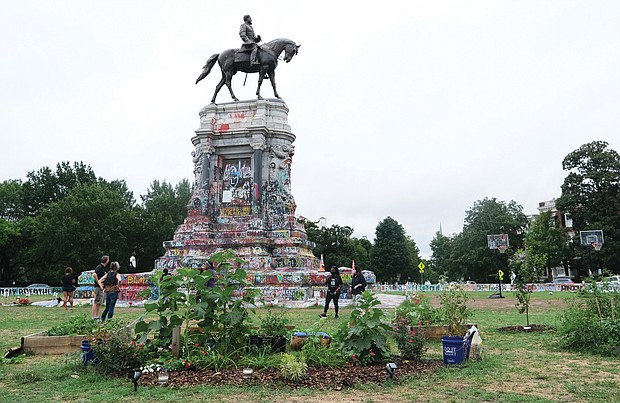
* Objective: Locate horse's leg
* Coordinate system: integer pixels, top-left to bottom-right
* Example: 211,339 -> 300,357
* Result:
256,68 -> 266,100
268,69 -> 280,99
211,72 -> 227,103
225,70 -> 238,101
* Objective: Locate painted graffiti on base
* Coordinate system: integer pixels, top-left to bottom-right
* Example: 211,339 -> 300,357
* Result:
75,270 -> 156,302
222,158 -> 252,207
251,286 -> 311,301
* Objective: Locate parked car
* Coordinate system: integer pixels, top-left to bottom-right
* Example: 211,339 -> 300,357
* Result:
551,277 -> 574,284
603,275 -> 620,285
596,275 -> 620,292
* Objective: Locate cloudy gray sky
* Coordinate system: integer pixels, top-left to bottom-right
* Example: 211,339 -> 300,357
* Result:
2,1 -> 619,258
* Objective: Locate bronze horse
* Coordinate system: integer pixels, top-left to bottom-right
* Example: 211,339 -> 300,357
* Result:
195,38 -> 300,103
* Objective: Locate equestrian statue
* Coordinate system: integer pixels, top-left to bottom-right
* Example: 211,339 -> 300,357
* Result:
196,15 -> 301,104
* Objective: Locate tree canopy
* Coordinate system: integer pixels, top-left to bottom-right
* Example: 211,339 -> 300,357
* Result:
370,217 -> 420,282
0,162 -> 190,285
556,141 -> 620,276
431,198 -> 528,283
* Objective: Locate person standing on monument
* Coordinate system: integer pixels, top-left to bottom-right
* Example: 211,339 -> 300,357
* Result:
129,252 -> 137,272
91,255 -> 109,320
319,266 -> 343,319
239,14 -> 262,65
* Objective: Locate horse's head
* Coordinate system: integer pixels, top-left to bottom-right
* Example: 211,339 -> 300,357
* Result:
283,43 -> 301,63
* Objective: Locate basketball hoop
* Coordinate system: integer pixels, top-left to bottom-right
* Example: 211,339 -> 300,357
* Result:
592,242 -> 602,251
498,245 -> 508,254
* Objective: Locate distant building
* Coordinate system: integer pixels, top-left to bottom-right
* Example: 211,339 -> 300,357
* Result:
535,198 -> 574,236
528,198 -> 576,279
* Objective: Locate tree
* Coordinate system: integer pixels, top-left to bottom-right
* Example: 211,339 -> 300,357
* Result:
405,236 -> 422,282
430,231 -> 461,281
510,249 -> 547,327
21,162 -> 97,216
525,211 -> 569,280
556,141 -> 620,276
456,198 -> 528,283
305,222 -> 360,268
370,217 -> 412,282
27,181 -> 137,282
138,179 -> 191,270
0,180 -> 23,221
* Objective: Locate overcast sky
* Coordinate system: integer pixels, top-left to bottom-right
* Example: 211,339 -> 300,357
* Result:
2,1 -> 619,259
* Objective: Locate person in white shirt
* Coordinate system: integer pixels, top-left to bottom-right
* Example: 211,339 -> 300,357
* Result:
129,252 -> 137,272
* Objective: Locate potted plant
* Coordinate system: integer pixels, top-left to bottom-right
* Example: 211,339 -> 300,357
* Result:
438,285 -> 472,364
249,309 -> 290,353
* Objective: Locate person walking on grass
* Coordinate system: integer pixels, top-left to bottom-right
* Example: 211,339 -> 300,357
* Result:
61,267 -> 77,310
351,265 -> 367,306
98,261 -> 121,321
91,255 -> 109,320
319,266 -> 343,319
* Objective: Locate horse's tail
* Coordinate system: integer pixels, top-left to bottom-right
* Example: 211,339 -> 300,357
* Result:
195,54 -> 219,84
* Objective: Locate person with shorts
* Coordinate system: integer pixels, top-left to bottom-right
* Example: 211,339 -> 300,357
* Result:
61,266 -> 77,310
91,255 -> 109,320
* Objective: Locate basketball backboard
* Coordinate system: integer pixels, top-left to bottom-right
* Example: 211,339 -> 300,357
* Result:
579,230 -> 604,246
487,234 -> 509,250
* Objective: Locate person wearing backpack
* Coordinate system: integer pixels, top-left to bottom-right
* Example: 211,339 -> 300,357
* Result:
97,261 -> 121,321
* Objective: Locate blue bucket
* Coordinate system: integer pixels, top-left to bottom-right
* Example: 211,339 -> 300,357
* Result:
441,336 -> 467,364
81,340 -> 95,364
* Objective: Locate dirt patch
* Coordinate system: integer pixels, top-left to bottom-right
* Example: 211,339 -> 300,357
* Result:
138,359 -> 443,390
498,324 -> 552,332
425,294 -> 568,311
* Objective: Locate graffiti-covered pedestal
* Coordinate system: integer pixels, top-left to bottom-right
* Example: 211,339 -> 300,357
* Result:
156,99 -> 321,300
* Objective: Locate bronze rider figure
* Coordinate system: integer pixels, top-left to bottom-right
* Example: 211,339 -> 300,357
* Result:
239,15 -> 262,65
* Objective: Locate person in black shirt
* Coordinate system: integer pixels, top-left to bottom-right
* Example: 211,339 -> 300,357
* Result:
91,255 -> 109,320
319,266 -> 343,319
61,267 -> 77,310
351,266 -> 367,305
98,261 -> 121,321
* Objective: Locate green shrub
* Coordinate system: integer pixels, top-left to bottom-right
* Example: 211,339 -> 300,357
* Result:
279,353 -> 307,381
394,294 -> 441,326
393,324 -> 426,360
439,286 -> 471,335
47,314 -> 124,336
239,346 -> 281,369
334,291 -> 392,366
258,309 -> 290,336
558,282 -> 620,356
300,334 -> 345,367
92,330 -> 150,374
190,347 -> 240,371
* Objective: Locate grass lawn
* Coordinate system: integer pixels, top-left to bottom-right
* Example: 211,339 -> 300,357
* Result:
0,292 -> 618,402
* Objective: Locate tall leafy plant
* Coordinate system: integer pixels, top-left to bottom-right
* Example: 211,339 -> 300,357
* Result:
439,285 -> 471,336
134,250 -> 258,359
334,291 -> 391,365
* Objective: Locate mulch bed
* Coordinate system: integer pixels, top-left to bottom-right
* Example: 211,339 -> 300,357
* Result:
139,359 -> 444,390
498,324 -> 553,332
